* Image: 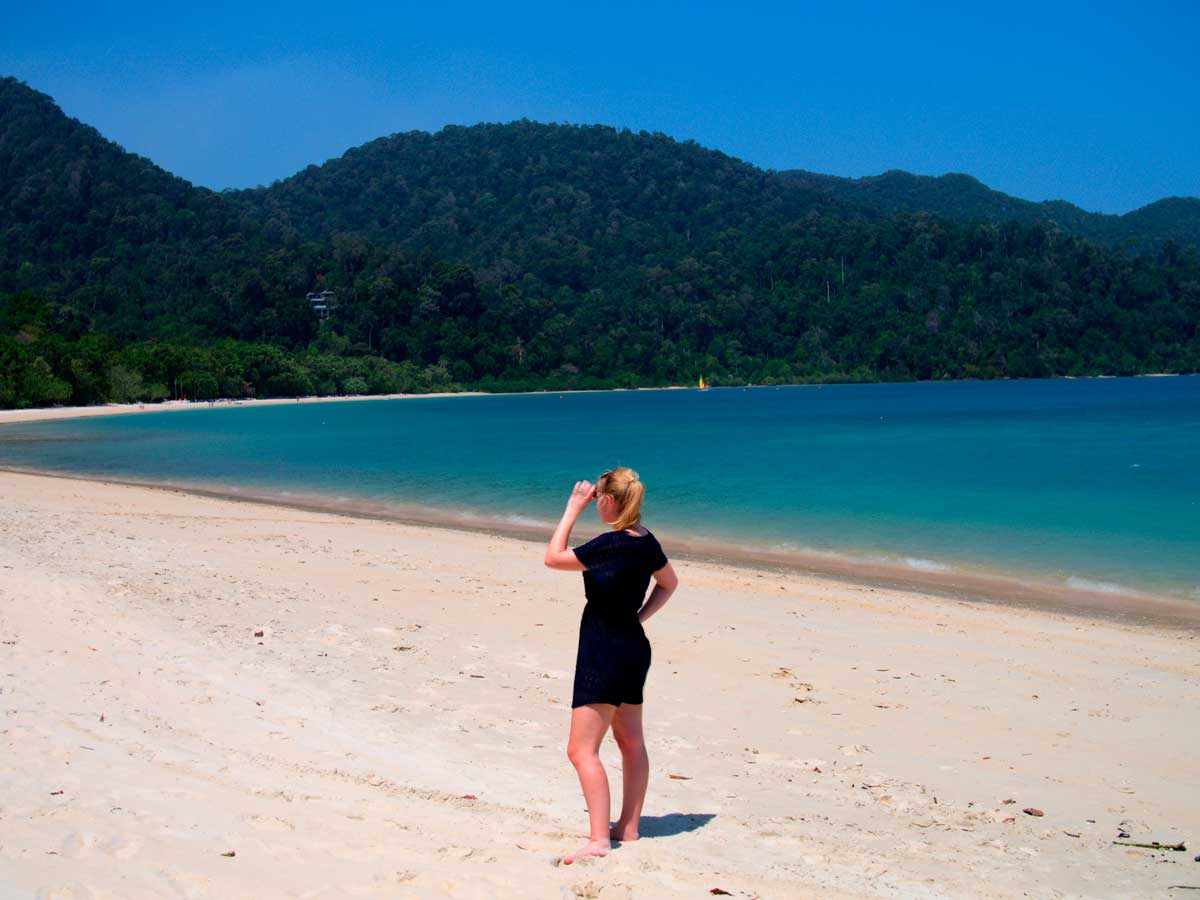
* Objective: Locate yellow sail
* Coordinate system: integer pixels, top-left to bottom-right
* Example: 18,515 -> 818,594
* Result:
699,376 -> 706,390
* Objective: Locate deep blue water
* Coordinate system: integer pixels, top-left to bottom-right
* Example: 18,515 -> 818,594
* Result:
2,377 -> 1198,601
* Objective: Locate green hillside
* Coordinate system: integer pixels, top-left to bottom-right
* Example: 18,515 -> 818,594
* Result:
2,76 -> 1198,409
779,169 -> 1200,252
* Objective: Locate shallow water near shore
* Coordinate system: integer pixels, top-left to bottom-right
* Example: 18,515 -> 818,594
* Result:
2,377 -> 1198,614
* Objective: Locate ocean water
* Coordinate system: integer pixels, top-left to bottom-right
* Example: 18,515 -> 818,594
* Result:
2,377 -> 1198,604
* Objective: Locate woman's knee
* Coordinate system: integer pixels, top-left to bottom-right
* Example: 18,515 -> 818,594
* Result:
566,741 -> 597,766
613,729 -> 645,756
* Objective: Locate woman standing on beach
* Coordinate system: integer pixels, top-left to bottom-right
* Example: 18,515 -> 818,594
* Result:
544,467 -> 679,864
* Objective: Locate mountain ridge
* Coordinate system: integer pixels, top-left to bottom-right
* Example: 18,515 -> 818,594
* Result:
6,75 -> 1195,253
777,168 -> 1200,251
2,75 -> 1198,409
234,120 -> 1200,254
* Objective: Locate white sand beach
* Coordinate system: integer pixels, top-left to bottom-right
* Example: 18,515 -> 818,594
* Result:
1,469 -> 1198,899
0,393 -> 487,426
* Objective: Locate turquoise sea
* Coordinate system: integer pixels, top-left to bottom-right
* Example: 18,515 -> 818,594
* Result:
2,377 -> 1198,609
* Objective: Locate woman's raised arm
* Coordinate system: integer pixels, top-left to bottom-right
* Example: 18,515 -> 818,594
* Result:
544,480 -> 595,571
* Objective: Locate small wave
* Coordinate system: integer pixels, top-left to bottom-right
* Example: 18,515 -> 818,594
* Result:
904,557 -> 950,573
766,542 -> 841,558
1065,576 -> 1129,595
501,514 -> 553,528
450,509 -> 551,529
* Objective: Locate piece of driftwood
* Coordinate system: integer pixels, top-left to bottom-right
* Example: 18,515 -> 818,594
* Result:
1113,840 -> 1187,851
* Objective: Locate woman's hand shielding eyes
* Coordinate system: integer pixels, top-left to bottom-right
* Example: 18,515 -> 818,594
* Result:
567,480 -> 596,512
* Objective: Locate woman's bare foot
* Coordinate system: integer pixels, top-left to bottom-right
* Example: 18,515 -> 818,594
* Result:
563,838 -> 611,864
609,821 -> 639,842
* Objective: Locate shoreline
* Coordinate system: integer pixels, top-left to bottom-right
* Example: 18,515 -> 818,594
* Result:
5,462 -> 1197,631
2,372 -> 1194,427
0,391 -> 488,426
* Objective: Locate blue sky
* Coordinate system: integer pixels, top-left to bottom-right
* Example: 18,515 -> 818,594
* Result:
3,0 -> 1197,213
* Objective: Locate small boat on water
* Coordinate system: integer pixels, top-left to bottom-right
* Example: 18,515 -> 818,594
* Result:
698,376 -> 708,390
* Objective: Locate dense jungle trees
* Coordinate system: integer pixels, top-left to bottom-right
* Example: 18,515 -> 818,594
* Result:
2,77 -> 1197,409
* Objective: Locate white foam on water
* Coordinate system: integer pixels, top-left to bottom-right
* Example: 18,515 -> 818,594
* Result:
1065,576 -> 1129,595
766,542 -> 841,558
502,514 -> 553,528
445,509 -> 551,529
904,557 -> 950,573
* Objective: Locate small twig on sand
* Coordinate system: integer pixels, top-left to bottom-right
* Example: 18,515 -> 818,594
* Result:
1113,840 -> 1187,851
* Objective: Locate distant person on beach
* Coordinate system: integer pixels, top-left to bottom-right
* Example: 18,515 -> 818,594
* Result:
544,467 -> 679,864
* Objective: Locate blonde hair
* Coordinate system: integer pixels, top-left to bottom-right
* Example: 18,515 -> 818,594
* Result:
597,466 -> 645,532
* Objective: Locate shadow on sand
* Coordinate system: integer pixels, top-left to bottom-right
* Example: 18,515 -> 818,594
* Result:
634,812 -> 716,838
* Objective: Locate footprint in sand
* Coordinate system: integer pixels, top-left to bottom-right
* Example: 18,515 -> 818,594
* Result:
243,813 -> 296,832
98,834 -> 142,859
772,667 -> 819,703
155,867 -> 211,900
330,843 -> 394,861
35,883 -> 97,900
571,880 -> 634,900
58,831 -> 97,858
391,870 -> 507,900
839,743 -> 872,756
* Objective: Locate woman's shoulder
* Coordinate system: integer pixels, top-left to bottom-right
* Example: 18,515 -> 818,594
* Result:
599,525 -> 663,550
579,530 -> 621,550
632,525 -> 659,543
629,527 -> 667,558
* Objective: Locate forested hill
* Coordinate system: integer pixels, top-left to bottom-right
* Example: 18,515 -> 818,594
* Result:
236,125 -> 1200,263
2,76 -> 1199,409
0,77 -> 247,278
230,121 -> 855,286
779,169 -> 1200,253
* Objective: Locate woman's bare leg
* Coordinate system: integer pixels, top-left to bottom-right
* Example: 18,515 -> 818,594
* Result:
564,702 -> 617,863
610,703 -> 648,841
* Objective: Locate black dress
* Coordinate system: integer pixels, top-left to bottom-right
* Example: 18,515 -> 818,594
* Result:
570,529 -> 669,708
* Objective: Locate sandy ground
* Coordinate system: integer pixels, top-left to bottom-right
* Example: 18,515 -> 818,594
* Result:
1,471 -> 1198,899
0,393 -> 487,426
